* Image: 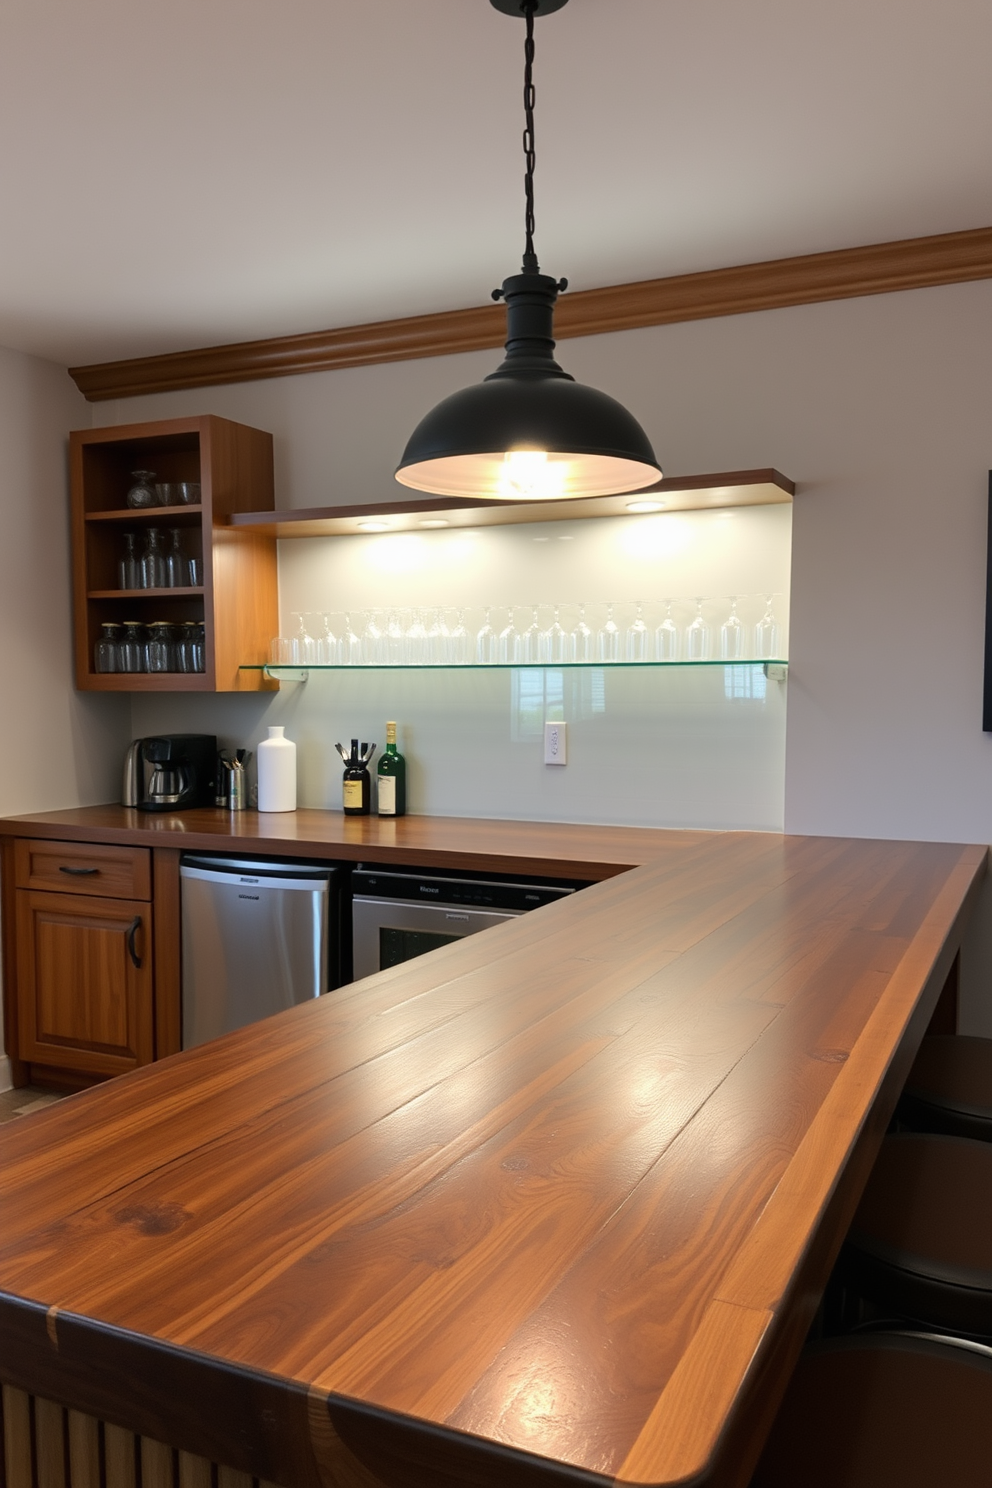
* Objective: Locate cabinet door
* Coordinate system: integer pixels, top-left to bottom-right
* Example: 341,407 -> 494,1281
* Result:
15,891 -> 154,1077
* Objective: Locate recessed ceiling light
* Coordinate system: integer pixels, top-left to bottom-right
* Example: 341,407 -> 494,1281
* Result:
419,519 -> 449,528
357,521 -> 390,532
626,499 -> 665,513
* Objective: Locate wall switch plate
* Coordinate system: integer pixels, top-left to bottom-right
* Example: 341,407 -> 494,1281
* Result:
544,722 -> 567,765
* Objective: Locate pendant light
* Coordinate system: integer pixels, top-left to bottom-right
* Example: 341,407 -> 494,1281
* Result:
395,0 -> 662,502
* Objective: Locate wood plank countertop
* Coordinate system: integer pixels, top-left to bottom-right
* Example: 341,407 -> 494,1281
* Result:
0,809 -> 986,1488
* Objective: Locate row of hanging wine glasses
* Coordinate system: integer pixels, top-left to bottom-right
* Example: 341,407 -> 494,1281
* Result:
270,597 -> 785,667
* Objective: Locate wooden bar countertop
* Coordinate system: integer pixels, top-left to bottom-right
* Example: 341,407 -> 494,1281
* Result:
0,808 -> 986,1488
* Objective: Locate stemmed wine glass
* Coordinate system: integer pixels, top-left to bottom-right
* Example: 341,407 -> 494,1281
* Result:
428,607 -> 449,664
341,613 -> 361,665
720,597 -> 744,660
497,608 -> 520,665
404,609 -> 428,664
315,613 -> 338,664
449,608 -> 471,664
597,603 -> 621,663
476,607 -> 497,664
540,605 -> 570,663
655,600 -> 679,661
571,604 -> 594,662
754,595 -> 782,659
625,601 -> 650,662
361,611 -> 382,665
685,599 -> 711,661
520,605 -> 541,664
289,613 -> 316,665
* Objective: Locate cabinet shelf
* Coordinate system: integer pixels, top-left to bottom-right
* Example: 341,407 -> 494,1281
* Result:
87,587 -> 205,600
85,505 -> 203,524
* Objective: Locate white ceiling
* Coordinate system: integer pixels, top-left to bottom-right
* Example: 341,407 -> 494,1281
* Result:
2,0 -> 991,368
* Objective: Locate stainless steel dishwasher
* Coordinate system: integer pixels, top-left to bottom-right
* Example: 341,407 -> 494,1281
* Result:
350,863 -> 582,981
180,854 -> 341,1049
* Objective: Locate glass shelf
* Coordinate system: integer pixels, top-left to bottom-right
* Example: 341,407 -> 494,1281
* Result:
241,659 -> 788,675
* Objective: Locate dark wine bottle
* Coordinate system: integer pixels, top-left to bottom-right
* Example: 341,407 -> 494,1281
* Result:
377,721 -> 406,817
342,738 -> 375,815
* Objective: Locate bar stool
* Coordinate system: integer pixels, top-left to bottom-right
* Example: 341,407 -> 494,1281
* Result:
898,1035 -> 992,1140
751,1333 -> 992,1487
840,1132 -> 992,1338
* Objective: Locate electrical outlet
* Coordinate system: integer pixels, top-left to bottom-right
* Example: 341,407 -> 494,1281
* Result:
544,721 -> 567,765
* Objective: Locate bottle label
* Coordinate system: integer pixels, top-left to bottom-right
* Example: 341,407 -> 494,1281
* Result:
343,779 -> 363,809
377,776 -> 396,815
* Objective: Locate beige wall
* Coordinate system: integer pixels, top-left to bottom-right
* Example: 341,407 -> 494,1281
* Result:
105,277 -> 992,1029
0,345 -> 130,1083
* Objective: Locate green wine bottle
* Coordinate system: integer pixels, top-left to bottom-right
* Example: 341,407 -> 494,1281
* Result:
377,721 -> 406,817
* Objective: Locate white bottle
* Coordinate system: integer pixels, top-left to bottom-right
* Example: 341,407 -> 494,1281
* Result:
257,726 -> 297,812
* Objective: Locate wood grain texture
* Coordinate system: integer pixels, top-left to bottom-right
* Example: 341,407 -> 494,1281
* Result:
14,840 -> 151,901
69,416 -> 277,696
14,890 -> 154,1078
67,225 -> 992,401
0,828 -> 984,1488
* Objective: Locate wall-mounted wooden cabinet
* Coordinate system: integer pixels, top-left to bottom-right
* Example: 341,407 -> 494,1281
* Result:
70,415 -> 278,692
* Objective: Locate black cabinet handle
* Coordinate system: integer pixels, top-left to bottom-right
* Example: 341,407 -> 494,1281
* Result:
126,916 -> 142,969
59,865 -> 99,876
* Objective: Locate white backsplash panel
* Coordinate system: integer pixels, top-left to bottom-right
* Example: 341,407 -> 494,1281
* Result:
130,503 -> 790,830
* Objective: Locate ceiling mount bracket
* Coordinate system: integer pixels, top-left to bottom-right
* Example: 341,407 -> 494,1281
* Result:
489,0 -> 569,15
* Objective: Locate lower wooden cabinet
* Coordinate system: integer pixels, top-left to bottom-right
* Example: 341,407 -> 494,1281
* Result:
15,890 -> 154,1078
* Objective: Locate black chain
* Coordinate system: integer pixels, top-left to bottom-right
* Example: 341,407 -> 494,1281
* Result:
522,0 -> 538,270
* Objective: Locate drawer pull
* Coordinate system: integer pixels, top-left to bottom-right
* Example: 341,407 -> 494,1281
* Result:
126,916 -> 143,969
58,865 -> 99,876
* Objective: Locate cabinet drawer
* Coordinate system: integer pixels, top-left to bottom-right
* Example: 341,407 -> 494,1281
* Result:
14,839 -> 151,900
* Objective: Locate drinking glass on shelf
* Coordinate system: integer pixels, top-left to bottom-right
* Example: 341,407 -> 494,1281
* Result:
720,596 -> 744,660
754,595 -> 783,659
126,470 -> 157,509
118,533 -> 140,591
145,621 -> 175,673
540,605 -> 570,664
315,613 -> 339,664
655,599 -> 679,661
154,483 -> 179,507
476,607 -> 497,664
520,605 -> 541,664
94,622 -> 122,673
404,609 -> 428,665
596,603 -> 621,663
140,528 -> 166,589
176,482 -> 201,505
180,622 -> 200,672
497,608 -> 520,665
361,610 -> 383,664
625,601 -> 650,662
571,604 -> 594,662
191,620 -> 206,673
384,610 -> 404,664
341,613 -> 362,665
449,608 -> 471,664
288,613 -> 316,664
120,621 -> 146,673
685,599 -> 711,661
428,607 -> 450,664
165,529 -> 188,588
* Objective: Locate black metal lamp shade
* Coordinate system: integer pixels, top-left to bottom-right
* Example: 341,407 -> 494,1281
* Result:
396,270 -> 662,500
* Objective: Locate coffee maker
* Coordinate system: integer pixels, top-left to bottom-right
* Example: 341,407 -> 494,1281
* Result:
122,735 -> 217,811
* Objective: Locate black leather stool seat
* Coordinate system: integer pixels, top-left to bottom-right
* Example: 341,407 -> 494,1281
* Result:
843,1133 -> 992,1336
751,1333 -> 992,1488
899,1035 -> 992,1140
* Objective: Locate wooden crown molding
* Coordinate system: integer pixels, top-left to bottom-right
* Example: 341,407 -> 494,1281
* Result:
70,224 -> 992,402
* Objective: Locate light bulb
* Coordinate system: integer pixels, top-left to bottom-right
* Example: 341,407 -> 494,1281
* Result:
498,450 -> 568,501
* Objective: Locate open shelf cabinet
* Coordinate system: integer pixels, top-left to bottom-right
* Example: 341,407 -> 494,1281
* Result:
70,416 -> 278,692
